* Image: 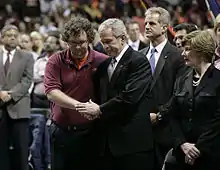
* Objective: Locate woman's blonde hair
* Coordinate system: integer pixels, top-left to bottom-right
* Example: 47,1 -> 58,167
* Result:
214,14 -> 220,33
183,30 -> 215,63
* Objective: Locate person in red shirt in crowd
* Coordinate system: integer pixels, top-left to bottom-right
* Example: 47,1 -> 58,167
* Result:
44,17 -> 108,170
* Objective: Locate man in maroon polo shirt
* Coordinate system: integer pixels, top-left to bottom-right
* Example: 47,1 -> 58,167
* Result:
44,17 -> 108,170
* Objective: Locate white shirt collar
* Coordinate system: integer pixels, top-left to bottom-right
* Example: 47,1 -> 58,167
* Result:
114,44 -> 129,63
128,39 -> 140,51
149,39 -> 167,54
2,46 -> 16,56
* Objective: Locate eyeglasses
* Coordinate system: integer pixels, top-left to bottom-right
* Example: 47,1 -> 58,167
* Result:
68,40 -> 88,47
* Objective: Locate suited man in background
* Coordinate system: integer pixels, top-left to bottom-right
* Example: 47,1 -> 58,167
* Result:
140,7 -> 186,170
0,25 -> 34,170
127,20 -> 148,51
76,18 -> 155,170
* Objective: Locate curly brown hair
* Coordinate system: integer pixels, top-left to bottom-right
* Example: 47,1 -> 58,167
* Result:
62,17 -> 95,43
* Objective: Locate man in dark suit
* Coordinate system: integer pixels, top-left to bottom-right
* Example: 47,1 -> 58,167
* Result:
76,18 -> 155,170
127,20 -> 148,51
0,25 -> 34,170
140,7 -> 186,169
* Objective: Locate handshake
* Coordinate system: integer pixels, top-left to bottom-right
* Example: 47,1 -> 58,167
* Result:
75,99 -> 101,120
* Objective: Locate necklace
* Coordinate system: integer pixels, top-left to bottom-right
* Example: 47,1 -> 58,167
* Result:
192,75 -> 201,86
192,63 -> 211,86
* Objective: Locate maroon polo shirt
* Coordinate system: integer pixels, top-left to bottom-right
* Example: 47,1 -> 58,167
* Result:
44,48 -> 108,126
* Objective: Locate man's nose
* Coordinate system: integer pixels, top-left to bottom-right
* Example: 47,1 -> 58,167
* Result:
145,23 -> 150,29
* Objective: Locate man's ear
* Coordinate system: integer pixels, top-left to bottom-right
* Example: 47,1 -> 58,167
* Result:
121,34 -> 126,41
161,25 -> 168,34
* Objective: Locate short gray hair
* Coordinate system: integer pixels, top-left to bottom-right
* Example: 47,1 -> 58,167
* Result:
145,7 -> 170,26
98,18 -> 127,37
1,24 -> 18,37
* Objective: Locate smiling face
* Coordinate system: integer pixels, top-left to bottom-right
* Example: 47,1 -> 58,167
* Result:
99,28 -> 124,57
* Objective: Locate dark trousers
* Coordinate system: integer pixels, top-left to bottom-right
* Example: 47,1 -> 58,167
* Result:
154,143 -> 171,170
50,122 -> 99,170
31,93 -> 49,109
0,110 -> 29,170
99,144 -> 155,170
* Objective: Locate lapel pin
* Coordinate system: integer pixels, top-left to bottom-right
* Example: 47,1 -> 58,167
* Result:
164,56 -> 168,59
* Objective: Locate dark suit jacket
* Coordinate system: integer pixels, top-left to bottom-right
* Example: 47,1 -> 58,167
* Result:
171,65 -> 220,159
140,41 -> 186,147
0,48 -> 34,119
138,41 -> 147,51
94,46 -> 154,156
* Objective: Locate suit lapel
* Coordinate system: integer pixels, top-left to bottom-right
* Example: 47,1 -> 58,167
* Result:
100,58 -> 111,102
194,65 -> 214,95
0,50 -> 6,83
110,47 -> 131,85
151,42 -> 170,89
141,46 -> 150,56
138,41 -> 146,51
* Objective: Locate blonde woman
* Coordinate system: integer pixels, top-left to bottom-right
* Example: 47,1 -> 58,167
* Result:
214,14 -> 220,69
167,30 -> 220,170
30,31 -> 44,56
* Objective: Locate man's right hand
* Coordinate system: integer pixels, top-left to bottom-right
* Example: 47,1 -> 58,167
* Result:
180,142 -> 200,159
0,91 -> 12,102
150,113 -> 158,124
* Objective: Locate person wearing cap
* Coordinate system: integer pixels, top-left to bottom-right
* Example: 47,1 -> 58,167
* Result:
0,24 -> 34,170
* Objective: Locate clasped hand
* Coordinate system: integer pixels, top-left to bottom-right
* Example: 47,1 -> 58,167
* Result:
181,142 -> 200,165
76,99 -> 101,120
0,91 -> 12,102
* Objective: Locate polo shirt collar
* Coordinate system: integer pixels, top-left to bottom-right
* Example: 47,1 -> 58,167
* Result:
64,48 -> 94,69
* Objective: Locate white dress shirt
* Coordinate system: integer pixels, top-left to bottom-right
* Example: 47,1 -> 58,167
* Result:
108,44 -> 129,79
33,56 -> 49,95
2,46 -> 16,65
128,39 -> 140,51
146,39 -> 167,68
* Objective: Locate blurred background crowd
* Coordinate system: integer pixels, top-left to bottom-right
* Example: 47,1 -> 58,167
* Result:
0,0 -> 219,60
0,0 -> 219,35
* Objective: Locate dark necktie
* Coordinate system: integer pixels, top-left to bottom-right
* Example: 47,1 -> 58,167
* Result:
4,51 -> 10,75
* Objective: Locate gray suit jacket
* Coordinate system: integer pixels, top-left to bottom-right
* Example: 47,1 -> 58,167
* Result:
0,48 -> 34,119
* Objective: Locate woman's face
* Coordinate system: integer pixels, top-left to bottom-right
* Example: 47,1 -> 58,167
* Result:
182,44 -> 202,67
216,25 -> 220,45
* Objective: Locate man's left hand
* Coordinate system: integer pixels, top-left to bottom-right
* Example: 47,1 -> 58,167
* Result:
76,100 -> 101,118
150,113 -> 158,124
0,91 -> 12,102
